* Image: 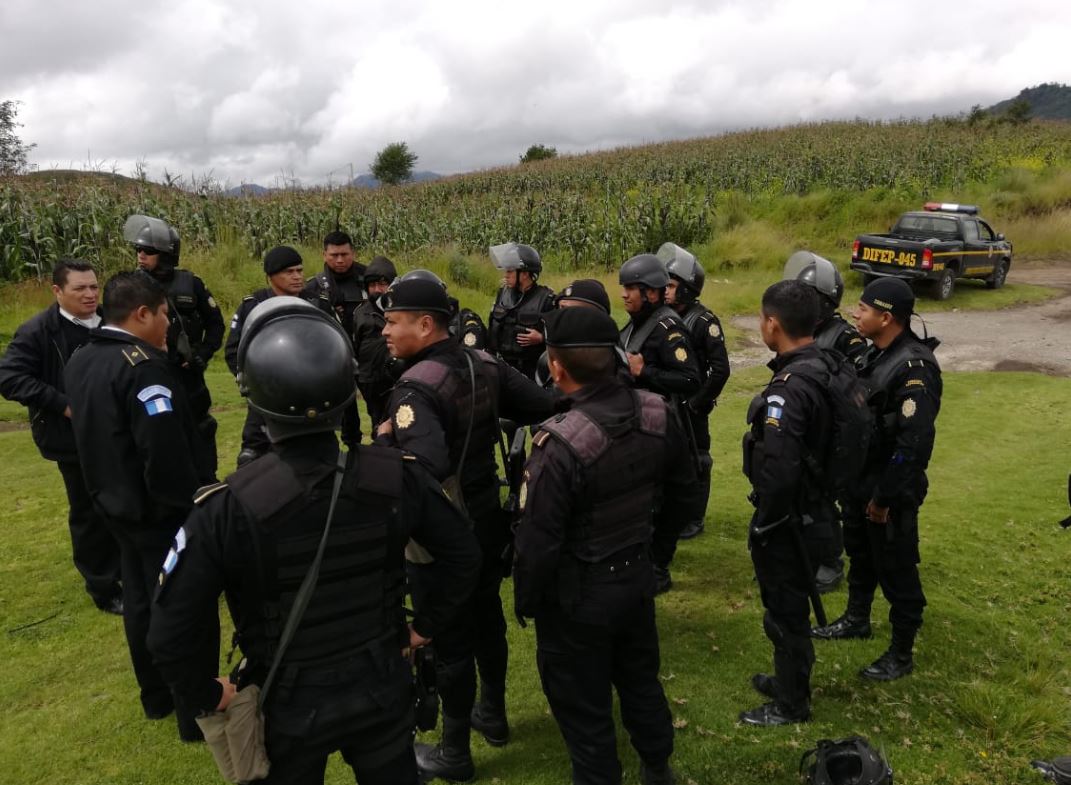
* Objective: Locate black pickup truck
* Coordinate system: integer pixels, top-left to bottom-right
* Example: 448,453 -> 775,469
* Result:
849,203 -> 1013,300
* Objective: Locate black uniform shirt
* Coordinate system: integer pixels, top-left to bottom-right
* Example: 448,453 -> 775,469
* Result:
861,332 -> 942,508
64,328 -> 206,529
148,433 -> 481,714
750,343 -> 833,530
513,379 -> 695,619
224,288 -> 274,375
379,339 -> 554,486
303,264 -> 367,337
622,308 -> 702,398
682,303 -> 731,411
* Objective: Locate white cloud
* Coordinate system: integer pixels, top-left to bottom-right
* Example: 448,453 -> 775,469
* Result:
3,0 -> 1068,185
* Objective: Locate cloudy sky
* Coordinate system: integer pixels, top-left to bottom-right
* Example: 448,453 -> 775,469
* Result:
3,0 -> 1068,186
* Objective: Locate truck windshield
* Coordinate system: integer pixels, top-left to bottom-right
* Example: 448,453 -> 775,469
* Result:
895,215 -> 959,237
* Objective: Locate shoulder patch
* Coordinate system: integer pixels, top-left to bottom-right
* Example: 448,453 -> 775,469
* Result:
904,379 -> 925,388
708,322 -> 722,339
674,347 -> 689,363
463,332 -> 477,346
395,404 -> 416,430
121,347 -> 151,366
137,384 -> 172,402
158,526 -> 188,587
901,398 -> 917,418
194,482 -> 228,505
667,331 -> 683,342
207,296 -> 218,310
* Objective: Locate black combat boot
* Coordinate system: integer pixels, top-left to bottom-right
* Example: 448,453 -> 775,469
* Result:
415,715 -> 475,783
861,627 -> 915,681
678,520 -> 705,540
738,701 -> 811,726
814,564 -> 844,594
470,680 -> 510,746
640,759 -> 677,785
810,607 -> 872,640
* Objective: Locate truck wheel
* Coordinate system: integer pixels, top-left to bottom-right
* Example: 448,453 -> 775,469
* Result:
931,269 -> 955,300
986,260 -> 1009,290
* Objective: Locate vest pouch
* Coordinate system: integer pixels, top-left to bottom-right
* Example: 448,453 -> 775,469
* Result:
195,685 -> 270,784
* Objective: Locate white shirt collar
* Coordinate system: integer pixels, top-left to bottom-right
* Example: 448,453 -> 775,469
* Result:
100,325 -> 134,336
59,307 -> 101,329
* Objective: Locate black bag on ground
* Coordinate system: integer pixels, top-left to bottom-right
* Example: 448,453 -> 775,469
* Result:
800,736 -> 893,785
1032,756 -> 1071,784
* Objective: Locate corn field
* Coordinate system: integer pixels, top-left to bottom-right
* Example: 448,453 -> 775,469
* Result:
2,119 -> 1070,280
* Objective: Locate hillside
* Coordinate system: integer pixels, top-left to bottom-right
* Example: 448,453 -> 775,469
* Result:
989,83 -> 1071,120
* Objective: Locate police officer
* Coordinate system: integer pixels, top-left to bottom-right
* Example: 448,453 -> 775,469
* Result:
303,231 -> 367,448
514,306 -> 694,785
783,252 -> 869,592
619,253 -> 701,593
225,246 -> 308,466
148,297 -> 481,785
811,278 -> 942,682
659,243 -> 730,541
392,268 -> 489,350
534,279 -> 614,390
0,259 -> 122,613
377,274 -> 554,781
487,242 -> 555,379
740,280 -> 836,726
125,214 -> 225,475
352,255 -> 398,429
64,271 -> 214,741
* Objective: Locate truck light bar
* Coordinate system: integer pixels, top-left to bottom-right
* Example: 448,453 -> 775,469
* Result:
923,202 -> 979,215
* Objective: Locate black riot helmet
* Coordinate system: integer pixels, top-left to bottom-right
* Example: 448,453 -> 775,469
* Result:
657,242 -> 705,302
364,255 -> 397,287
800,737 -> 893,785
619,253 -> 670,290
123,214 -> 181,270
236,297 -> 356,442
784,251 -> 844,319
398,268 -> 448,290
490,242 -> 542,275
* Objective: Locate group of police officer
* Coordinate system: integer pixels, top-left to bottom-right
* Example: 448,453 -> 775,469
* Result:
0,216 -> 944,785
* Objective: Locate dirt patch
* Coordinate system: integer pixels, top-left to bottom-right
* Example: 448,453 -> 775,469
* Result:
0,421 -> 29,433
730,264 -> 1071,376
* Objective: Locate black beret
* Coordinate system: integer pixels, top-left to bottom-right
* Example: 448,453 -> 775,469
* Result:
558,279 -> 611,314
861,277 -> 915,318
263,246 -> 303,276
544,307 -> 620,348
382,276 -> 452,315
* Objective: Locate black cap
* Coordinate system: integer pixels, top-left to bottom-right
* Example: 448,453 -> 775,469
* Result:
558,279 -> 611,314
543,307 -> 620,348
861,277 -> 915,318
382,275 -> 452,315
263,246 -> 303,276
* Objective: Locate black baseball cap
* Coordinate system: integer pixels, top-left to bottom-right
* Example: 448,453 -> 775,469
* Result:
861,277 -> 915,318
544,307 -> 620,348
558,279 -> 611,314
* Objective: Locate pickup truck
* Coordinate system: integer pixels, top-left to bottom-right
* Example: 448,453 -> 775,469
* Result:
849,203 -> 1013,300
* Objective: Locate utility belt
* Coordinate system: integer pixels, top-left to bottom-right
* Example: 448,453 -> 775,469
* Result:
242,630 -> 402,700
567,543 -> 648,576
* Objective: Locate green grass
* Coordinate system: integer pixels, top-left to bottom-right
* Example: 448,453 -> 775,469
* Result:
1,360 -> 1069,783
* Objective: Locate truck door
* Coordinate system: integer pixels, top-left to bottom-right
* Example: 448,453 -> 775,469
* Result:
961,219 -> 989,278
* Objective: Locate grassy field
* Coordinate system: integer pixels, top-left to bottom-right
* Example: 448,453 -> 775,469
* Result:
1,327 -> 1069,783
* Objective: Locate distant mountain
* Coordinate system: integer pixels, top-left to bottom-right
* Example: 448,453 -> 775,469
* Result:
224,183 -> 271,197
988,83 -> 1071,120
351,170 -> 442,188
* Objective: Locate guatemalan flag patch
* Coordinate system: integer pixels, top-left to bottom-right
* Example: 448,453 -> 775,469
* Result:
158,527 -> 187,587
137,384 -> 173,416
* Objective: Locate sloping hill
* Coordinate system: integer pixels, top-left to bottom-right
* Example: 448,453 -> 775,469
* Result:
989,83 -> 1071,120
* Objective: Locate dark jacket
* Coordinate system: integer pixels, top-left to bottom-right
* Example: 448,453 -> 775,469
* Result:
0,304 -> 94,461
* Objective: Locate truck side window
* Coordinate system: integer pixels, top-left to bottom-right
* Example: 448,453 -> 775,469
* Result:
962,220 -> 979,241
977,221 -> 995,241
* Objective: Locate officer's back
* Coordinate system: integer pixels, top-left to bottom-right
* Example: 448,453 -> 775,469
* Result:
149,298 -> 480,785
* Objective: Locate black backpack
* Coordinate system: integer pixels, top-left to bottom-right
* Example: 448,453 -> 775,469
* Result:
800,736 -> 893,785
786,349 -> 873,499
1032,756 -> 1071,784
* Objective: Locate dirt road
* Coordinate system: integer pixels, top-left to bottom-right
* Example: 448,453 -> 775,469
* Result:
729,265 -> 1071,376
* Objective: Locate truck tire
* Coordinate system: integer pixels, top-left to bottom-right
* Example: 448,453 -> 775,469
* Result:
985,260 -> 1009,290
931,269 -> 955,300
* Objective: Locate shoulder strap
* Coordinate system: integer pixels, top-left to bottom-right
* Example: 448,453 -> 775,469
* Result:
400,357 -> 452,388
635,390 -> 668,435
259,450 -> 347,709
226,453 -> 313,523
622,305 -> 678,353
540,409 -> 610,466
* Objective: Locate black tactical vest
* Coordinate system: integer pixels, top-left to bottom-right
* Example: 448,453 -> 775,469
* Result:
159,270 -> 202,361
226,446 -> 406,668
398,349 -> 501,494
814,315 -> 853,353
489,285 -> 553,358
861,334 -> 940,451
619,305 -> 681,354
538,390 -> 668,562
